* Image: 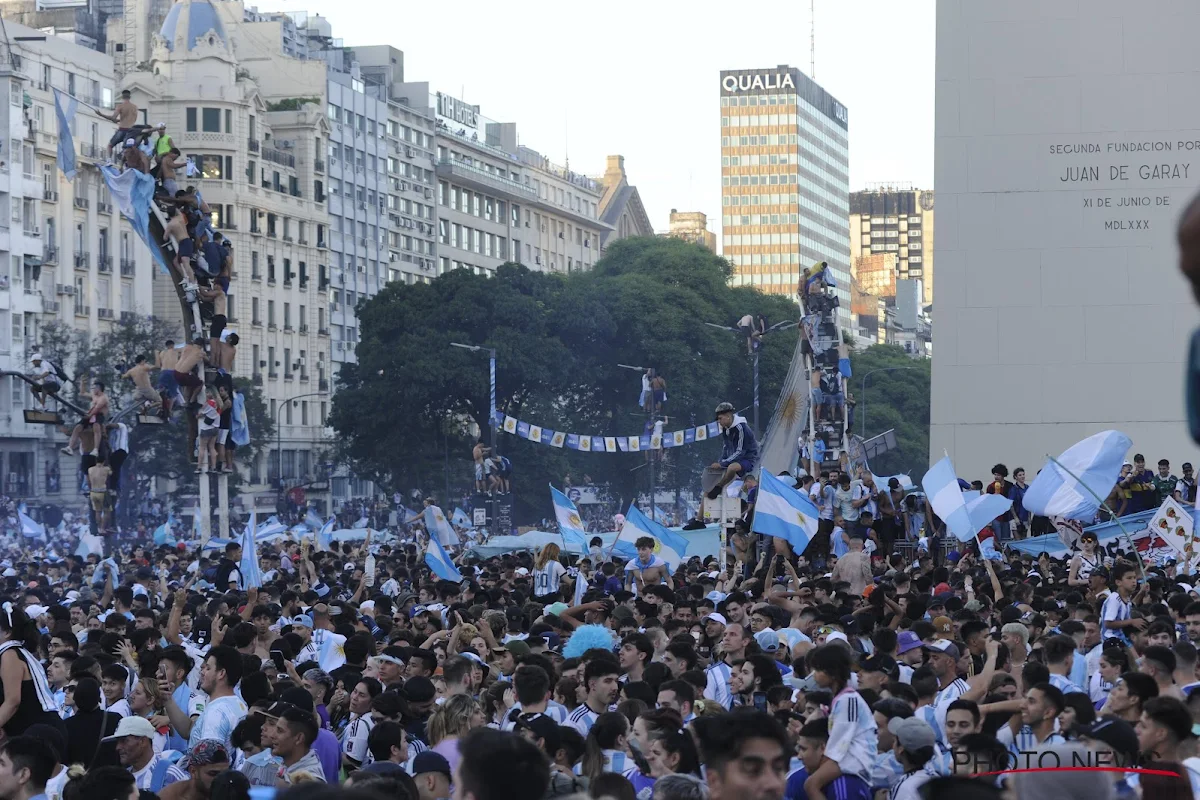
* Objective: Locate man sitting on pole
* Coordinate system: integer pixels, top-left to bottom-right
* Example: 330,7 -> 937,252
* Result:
708,402 -> 758,500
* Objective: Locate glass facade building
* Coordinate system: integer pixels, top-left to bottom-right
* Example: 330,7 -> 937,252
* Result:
720,65 -> 850,330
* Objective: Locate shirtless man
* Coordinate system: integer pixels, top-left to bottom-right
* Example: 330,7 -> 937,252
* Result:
173,339 -> 206,407
472,440 -> 491,493
156,339 -> 180,415
160,147 -> 184,197
624,536 -> 671,591
208,332 -> 237,379
106,89 -> 138,159
164,207 -> 196,288
63,381 -> 109,456
87,455 -> 113,532
198,283 -> 227,339
123,355 -> 160,412
650,371 -> 667,414
122,138 -> 149,174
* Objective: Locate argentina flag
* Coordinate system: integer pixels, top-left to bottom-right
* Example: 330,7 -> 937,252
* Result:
1023,430 -> 1132,521
53,88 -> 77,182
425,536 -> 463,582
239,512 -> 263,589
613,505 -> 688,568
752,471 -> 819,553
550,484 -> 590,553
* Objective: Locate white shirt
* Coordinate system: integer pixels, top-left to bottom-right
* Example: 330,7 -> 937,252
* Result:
825,689 -> 877,784
109,423 -> 129,453
1100,592 -> 1131,641
341,713 -> 374,764
533,561 -> 566,597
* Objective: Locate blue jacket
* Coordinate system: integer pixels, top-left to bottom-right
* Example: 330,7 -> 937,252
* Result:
719,415 -> 759,469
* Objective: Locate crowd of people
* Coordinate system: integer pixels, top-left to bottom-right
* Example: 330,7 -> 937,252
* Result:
0,461 -> 1191,800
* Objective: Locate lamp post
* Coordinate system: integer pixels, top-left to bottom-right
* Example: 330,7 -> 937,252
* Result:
618,363 -> 656,521
860,366 -> 919,437
703,319 -> 798,437
450,342 -> 498,452
274,391 -> 324,496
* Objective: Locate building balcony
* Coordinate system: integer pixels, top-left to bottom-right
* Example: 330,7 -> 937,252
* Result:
318,327 -> 329,336
299,324 -> 308,334
252,317 -> 262,327
263,147 -> 295,168
97,201 -> 112,214
74,304 -> 89,317
73,197 -> 88,210
74,252 -> 89,270
43,246 -> 58,264
314,159 -> 324,173
316,239 -> 327,250
98,307 -> 113,319
120,259 -> 135,276
251,270 -> 262,281
22,226 -> 39,238
435,158 -> 537,201
42,189 -> 57,202
319,379 -> 328,391
97,255 -> 112,273
282,235 -> 293,243
248,138 -> 260,153
120,311 -> 137,323
80,143 -> 101,161
44,299 -> 59,313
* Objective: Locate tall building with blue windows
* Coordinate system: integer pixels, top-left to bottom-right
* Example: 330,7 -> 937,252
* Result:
720,65 -> 850,331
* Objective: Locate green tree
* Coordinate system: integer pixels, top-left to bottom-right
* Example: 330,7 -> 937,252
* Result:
332,237 -> 800,523
849,344 -> 931,479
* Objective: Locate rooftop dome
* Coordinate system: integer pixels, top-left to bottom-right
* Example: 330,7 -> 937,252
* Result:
159,0 -> 228,52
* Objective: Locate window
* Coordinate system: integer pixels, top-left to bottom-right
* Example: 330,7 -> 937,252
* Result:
251,297 -> 260,324
268,300 -> 275,327
225,109 -> 232,134
201,108 -> 221,132
186,108 -> 197,132
252,344 -> 260,374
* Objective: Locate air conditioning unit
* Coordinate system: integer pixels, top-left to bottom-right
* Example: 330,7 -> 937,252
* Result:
356,265 -> 365,273
259,360 -> 266,367
405,148 -> 414,157
336,342 -> 344,351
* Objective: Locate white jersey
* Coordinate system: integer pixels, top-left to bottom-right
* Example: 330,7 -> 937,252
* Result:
1100,592 -> 1131,641
341,713 -> 374,765
825,689 -> 877,784
1048,673 -> 1086,695
532,561 -> 566,598
704,661 -> 734,709
929,678 -> 970,746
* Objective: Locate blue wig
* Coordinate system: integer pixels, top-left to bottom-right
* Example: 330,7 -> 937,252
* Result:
562,624 -> 617,659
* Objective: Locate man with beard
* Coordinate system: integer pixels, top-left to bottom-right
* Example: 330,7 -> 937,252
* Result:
106,715 -> 187,791
158,740 -> 230,800
567,659 -> 620,736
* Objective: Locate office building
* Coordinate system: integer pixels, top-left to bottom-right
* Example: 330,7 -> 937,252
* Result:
665,210 -> 716,251
849,187 -> 933,306
0,0 -> 111,53
597,155 -> 653,247
852,253 -> 897,298
393,84 -> 609,276
114,0 -> 333,502
720,64 -> 850,330
0,20 -> 154,499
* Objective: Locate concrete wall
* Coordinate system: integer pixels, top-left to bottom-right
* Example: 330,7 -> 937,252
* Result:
932,0 -> 1200,480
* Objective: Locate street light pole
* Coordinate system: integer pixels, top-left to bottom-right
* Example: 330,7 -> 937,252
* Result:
450,342 -> 498,453
703,319 -> 797,438
618,363 -> 656,522
860,366 -> 919,437
274,391 -> 324,498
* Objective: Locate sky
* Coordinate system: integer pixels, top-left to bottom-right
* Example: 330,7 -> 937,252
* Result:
255,0 -> 935,241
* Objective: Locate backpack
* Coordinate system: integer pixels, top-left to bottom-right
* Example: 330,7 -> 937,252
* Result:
52,361 -> 68,383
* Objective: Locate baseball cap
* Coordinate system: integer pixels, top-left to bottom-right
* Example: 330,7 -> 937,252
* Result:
102,715 -> 156,741
922,639 -> 961,660
491,640 -> 531,658
544,602 -> 569,617
291,614 -> 314,629
896,631 -> 923,654
825,631 -> 849,645
124,138 -> 135,146
754,630 -> 780,653
404,676 -> 436,704
412,750 -> 452,778
931,616 -> 953,636
156,122 -> 166,129
539,631 -> 561,651
261,701 -> 298,719
859,654 -> 896,676
703,612 -> 728,627
1079,716 -> 1139,761
611,605 -> 635,622
934,582 -> 952,596
888,717 -> 936,750
514,712 -> 561,753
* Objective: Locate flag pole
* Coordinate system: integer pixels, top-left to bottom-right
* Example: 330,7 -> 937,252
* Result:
1045,454 -> 1147,581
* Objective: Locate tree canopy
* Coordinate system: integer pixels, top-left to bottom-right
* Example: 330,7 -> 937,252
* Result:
331,236 -> 802,523
848,344 -> 931,479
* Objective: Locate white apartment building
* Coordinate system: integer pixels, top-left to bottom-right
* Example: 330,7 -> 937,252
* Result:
115,0 -> 333,504
0,21 -> 154,501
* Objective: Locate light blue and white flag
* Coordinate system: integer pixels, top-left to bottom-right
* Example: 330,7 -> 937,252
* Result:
979,534 -> 1005,562
152,512 -> 176,546
75,532 -> 103,557
240,512 -> 263,590
316,516 -> 334,552
255,515 -> 287,541
923,456 -> 1012,542
451,507 -> 474,529
53,88 -> 77,182
550,484 -> 590,554
304,509 -> 324,531
352,514 -> 369,529
423,505 -> 458,549
614,505 -> 688,569
99,164 -> 170,273
400,506 -> 421,525
1023,430 -> 1132,521
752,470 -> 820,554
19,509 -> 44,541
425,536 -> 463,582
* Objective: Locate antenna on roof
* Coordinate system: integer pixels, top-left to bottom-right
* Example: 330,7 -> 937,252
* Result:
810,0 -> 816,79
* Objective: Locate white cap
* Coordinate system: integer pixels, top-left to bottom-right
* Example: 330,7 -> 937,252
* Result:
102,715 -> 155,741
825,631 -> 850,644
514,567 -> 530,576
29,353 -> 41,361
156,122 -> 166,129
124,138 -> 135,146
703,612 -> 727,626
24,605 -> 48,618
